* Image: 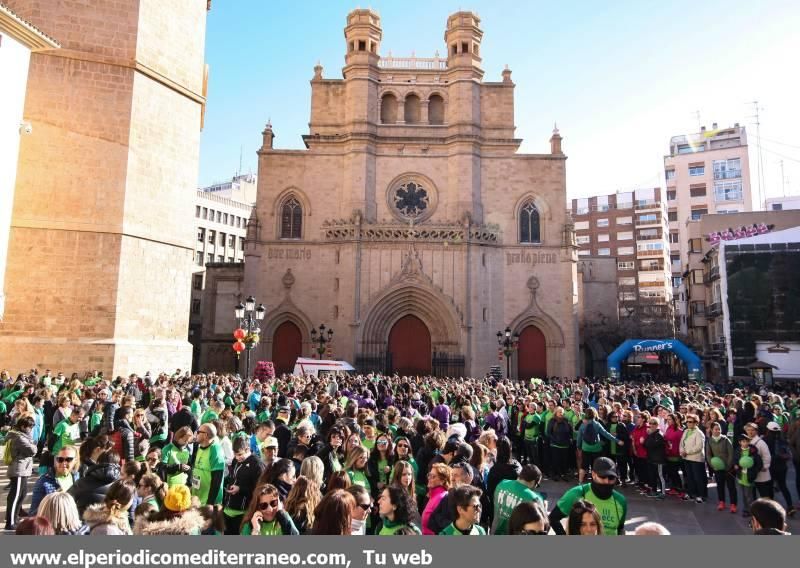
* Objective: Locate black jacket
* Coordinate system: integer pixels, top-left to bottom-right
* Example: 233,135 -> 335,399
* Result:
223,454 -> 264,512
114,418 -> 136,463
644,430 -> 667,465
102,402 -> 119,433
487,460 -> 522,505
316,444 -> 344,483
273,422 -> 292,459
68,462 -> 121,516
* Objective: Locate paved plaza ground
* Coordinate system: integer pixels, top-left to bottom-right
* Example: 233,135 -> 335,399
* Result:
0,452 -> 795,536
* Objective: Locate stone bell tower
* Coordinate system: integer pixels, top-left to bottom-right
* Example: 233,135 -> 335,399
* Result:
0,0 -> 210,376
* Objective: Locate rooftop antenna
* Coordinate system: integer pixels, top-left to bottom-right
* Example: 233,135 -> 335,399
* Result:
749,101 -> 766,211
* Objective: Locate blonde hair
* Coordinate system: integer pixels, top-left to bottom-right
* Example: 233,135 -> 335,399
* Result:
300,456 -> 325,487
38,492 -> 82,534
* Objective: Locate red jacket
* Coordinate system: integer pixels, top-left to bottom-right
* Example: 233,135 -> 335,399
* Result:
632,424 -> 649,459
664,426 -> 683,459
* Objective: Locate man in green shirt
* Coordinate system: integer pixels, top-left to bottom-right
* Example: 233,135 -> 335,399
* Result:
492,465 -> 544,535
51,407 -> 83,455
191,423 -> 225,506
440,485 -> 486,535
549,457 -> 627,535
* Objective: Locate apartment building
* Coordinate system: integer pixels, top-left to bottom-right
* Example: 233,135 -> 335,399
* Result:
571,188 -> 673,336
680,210 -> 800,381
191,183 -> 255,368
664,124 -> 752,309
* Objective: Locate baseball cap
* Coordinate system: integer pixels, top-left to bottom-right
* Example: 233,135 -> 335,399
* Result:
766,421 -> 781,432
262,436 -> 279,449
631,405 -> 639,411
592,457 -> 618,479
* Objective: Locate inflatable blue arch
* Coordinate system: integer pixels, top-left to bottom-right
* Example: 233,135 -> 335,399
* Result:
607,339 -> 703,381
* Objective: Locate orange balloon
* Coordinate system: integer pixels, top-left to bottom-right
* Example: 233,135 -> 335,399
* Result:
233,328 -> 246,340
233,341 -> 245,353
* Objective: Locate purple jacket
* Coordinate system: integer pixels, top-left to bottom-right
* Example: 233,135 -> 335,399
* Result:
431,404 -> 450,430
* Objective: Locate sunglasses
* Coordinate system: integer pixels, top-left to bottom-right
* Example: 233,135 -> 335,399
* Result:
357,502 -> 373,511
56,457 -> 75,464
258,499 -> 279,511
377,440 -> 389,446
396,444 -> 409,449
518,529 -> 549,535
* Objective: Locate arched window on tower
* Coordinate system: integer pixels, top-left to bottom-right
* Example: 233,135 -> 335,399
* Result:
381,93 -> 398,124
428,94 -> 444,125
280,197 -> 302,239
519,201 -> 541,243
404,94 -> 420,124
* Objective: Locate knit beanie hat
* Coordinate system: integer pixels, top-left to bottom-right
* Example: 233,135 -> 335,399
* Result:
164,485 -> 191,512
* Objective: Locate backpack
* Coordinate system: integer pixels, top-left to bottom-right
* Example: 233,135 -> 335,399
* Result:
3,436 -> 13,466
583,421 -> 599,445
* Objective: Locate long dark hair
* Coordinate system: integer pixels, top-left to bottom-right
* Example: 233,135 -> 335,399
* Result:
567,499 -> 603,536
383,486 -> 415,526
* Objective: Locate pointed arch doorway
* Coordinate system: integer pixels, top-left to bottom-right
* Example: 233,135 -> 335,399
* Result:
272,321 -> 302,375
388,315 -> 431,376
517,325 -> 547,379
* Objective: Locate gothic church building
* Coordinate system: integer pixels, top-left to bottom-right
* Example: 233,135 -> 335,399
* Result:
203,10 -> 579,378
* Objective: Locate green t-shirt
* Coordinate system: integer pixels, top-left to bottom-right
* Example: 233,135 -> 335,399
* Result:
363,439 -> 375,451
201,410 -> 219,425
223,395 -> 234,409
190,400 -> 202,419
377,457 -> 389,486
608,423 -> 620,456
557,483 -> 627,536
192,441 -> 225,505
241,520 -> 283,535
89,412 -> 103,433
379,520 -> 421,535
161,443 -> 191,487
347,469 -> 371,494
439,523 -> 486,535
523,413 -> 541,441
52,419 -> 79,454
56,473 -> 74,492
84,377 -> 99,387
542,410 -> 554,437
492,479 -> 543,535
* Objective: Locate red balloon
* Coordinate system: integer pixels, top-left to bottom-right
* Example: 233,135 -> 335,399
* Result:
233,341 -> 245,353
233,328 -> 246,340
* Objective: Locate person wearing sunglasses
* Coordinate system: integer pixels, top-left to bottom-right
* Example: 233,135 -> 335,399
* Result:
368,433 -> 394,492
346,484 -> 372,535
680,413 -> 708,503
549,457 -> 627,535
439,485 -> 486,535
191,424 -> 226,506
28,445 -> 80,516
508,500 -> 550,535
240,483 -> 298,535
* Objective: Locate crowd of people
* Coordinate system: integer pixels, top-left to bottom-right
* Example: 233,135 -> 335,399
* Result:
0,367 -> 797,536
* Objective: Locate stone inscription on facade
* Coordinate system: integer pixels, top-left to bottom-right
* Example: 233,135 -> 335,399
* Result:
506,250 -> 558,266
268,247 -> 312,261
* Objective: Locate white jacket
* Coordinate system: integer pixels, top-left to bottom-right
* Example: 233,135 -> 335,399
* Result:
749,435 -> 772,483
680,427 -> 706,462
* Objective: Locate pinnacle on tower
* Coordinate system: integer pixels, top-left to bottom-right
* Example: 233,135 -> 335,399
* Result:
444,11 -> 483,69
550,123 -> 563,155
344,8 -> 382,66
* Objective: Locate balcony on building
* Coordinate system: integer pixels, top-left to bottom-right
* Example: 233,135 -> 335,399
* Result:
705,265 -> 720,283
707,301 -> 722,318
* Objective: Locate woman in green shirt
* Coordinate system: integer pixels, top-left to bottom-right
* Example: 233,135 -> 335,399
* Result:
240,484 -> 299,535
377,486 -> 421,535
160,426 -> 192,487
344,446 -> 372,496
368,433 -> 394,493
137,472 -> 165,512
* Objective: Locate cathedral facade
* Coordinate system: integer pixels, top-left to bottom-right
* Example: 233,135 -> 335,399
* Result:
204,10 -> 579,379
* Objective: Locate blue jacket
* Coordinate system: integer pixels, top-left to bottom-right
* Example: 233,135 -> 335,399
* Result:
29,470 -> 79,515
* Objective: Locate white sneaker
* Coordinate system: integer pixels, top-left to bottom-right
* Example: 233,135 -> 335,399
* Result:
695,497 -> 704,503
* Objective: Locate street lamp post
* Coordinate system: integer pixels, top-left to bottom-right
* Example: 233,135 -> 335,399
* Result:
310,324 -> 334,359
496,326 -> 520,379
234,295 -> 266,380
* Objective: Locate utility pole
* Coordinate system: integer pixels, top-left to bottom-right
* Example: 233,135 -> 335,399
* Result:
749,101 -> 766,211
780,159 -> 786,197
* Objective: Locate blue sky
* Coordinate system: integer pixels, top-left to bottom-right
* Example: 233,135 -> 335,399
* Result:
199,0 -> 800,202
